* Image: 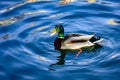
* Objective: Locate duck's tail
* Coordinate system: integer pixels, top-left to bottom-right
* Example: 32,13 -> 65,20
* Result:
89,36 -> 103,44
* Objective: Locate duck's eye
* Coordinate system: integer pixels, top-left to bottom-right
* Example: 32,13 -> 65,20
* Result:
56,29 -> 59,32
55,27 -> 59,31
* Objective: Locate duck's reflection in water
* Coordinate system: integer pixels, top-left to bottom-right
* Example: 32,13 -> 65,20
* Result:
49,51 -> 66,71
48,44 -> 103,71
52,51 -> 66,65
55,51 -> 66,65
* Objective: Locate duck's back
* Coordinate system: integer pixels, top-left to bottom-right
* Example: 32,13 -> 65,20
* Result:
63,33 -> 94,44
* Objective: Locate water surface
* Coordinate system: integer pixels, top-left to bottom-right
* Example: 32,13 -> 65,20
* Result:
0,0 -> 120,80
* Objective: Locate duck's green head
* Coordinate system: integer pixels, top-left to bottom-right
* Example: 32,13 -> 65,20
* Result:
51,24 -> 64,38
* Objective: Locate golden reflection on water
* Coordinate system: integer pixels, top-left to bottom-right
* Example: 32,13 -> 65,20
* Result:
0,10 -> 49,26
58,0 -> 75,4
27,0 -> 38,2
0,0 -> 119,27
87,0 -> 96,3
107,19 -> 120,25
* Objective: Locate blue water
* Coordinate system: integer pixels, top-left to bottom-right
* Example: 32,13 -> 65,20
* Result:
0,0 -> 120,80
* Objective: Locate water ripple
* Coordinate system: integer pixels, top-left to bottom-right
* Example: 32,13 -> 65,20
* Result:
0,0 -> 120,80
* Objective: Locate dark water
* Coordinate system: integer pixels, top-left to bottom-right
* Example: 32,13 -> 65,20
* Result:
0,0 -> 120,80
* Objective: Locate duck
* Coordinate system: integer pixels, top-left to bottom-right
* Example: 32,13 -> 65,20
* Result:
50,24 -> 102,57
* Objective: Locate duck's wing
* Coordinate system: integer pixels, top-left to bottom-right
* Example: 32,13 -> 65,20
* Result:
64,33 -> 94,44
64,33 -> 84,40
61,34 -> 94,50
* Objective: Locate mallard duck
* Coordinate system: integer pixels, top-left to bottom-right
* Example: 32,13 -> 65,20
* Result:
50,24 -> 102,57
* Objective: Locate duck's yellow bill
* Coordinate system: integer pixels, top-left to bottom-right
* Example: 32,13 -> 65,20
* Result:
50,29 -> 57,36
